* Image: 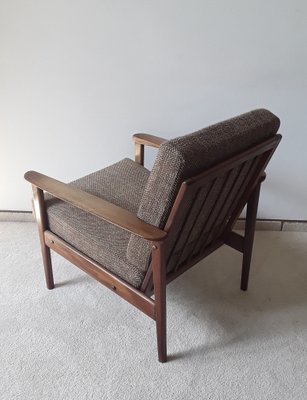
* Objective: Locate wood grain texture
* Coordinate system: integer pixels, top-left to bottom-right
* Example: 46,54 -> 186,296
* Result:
24,171 -> 167,241
142,134 -> 282,294
32,186 -> 54,289
134,142 -> 145,166
152,243 -> 167,362
240,181 -> 261,291
133,133 -> 167,148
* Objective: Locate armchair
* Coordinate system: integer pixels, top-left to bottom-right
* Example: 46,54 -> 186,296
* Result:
25,109 -> 281,362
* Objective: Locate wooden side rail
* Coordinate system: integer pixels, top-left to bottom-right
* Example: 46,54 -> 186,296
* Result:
45,231 -> 156,319
24,171 -> 167,241
132,133 -> 167,165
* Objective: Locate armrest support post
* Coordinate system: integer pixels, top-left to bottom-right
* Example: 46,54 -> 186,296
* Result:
132,133 -> 167,165
135,142 -> 145,166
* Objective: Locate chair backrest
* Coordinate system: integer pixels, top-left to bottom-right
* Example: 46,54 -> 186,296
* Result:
160,134 -> 281,281
127,109 -> 280,275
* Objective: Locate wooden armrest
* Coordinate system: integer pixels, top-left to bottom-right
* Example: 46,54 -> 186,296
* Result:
24,171 -> 167,241
133,133 -> 167,148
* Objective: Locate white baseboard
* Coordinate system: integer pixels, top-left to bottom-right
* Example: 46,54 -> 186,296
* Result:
0,211 -> 35,222
235,219 -> 307,232
1,211 -> 307,232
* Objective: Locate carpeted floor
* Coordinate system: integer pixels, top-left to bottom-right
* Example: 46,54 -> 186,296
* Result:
1,222 -> 307,400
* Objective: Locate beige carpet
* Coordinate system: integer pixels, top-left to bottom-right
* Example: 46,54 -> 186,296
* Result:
1,222 -> 307,399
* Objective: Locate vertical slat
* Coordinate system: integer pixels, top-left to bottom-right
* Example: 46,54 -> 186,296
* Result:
198,166 -> 243,249
206,165 -> 244,244
224,152 -> 269,233
143,136 -> 281,295
140,262 -> 153,293
171,188 -> 204,272
206,159 -> 256,245
165,187 -> 200,271
32,185 -> 54,289
141,182 -> 189,294
182,176 -> 225,261
191,170 -> 232,257
211,157 -> 260,243
175,170 -> 236,271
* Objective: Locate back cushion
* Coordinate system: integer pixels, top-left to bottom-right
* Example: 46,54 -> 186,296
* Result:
127,109 -> 280,270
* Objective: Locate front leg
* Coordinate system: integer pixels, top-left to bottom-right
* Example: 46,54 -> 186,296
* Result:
32,185 -> 54,289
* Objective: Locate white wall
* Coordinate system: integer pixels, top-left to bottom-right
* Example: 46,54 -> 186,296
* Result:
1,0 -> 306,219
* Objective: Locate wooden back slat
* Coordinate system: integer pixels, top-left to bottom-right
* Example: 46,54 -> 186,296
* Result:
143,135 -> 281,294
209,159 -> 258,243
185,172 -> 231,262
164,188 -> 200,274
171,179 -> 224,273
199,158 -> 258,252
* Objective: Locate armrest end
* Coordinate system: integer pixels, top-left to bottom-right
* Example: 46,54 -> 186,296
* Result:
133,133 -> 167,148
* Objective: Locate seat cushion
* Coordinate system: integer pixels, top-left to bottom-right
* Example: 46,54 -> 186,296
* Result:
127,109 -> 280,268
46,158 -> 150,288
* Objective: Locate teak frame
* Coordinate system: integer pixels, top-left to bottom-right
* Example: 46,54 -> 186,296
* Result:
25,132 -> 281,363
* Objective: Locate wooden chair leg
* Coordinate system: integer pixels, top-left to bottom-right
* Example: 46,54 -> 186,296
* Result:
40,243 -> 54,290
152,244 -> 167,363
240,180 -> 261,291
32,186 -> 55,290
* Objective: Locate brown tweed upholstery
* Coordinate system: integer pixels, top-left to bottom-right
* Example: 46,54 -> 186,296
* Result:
46,158 -> 150,288
127,109 -> 280,269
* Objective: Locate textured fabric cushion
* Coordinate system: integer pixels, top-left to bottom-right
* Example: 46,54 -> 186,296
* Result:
127,109 -> 280,269
46,158 -> 150,288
